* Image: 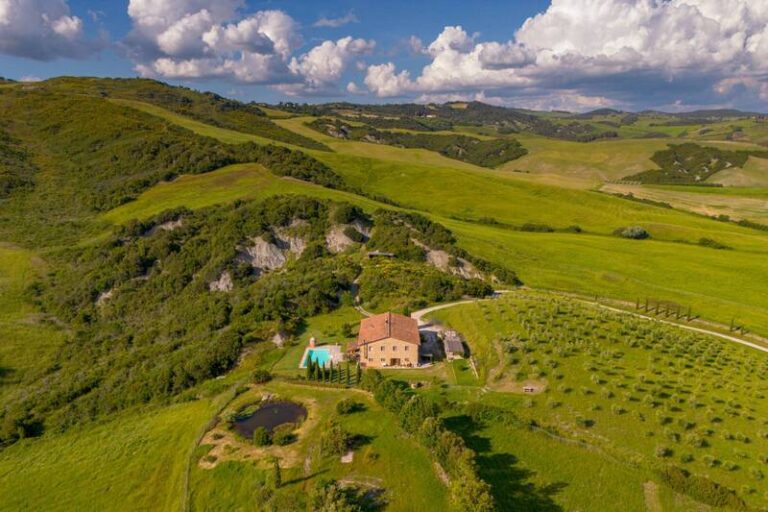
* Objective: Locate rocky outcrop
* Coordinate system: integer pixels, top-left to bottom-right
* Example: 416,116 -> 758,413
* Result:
96,289 -> 114,306
413,239 -> 484,280
325,221 -> 370,253
236,223 -> 307,275
146,219 -> 183,236
326,225 -> 355,253
209,271 -> 233,292
271,331 -> 288,347
350,219 -> 371,237
274,230 -> 306,255
236,237 -> 287,273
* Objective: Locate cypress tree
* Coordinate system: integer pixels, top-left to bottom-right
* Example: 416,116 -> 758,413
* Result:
329,361 -> 335,383
346,362 -> 351,386
305,359 -> 312,380
271,457 -> 282,489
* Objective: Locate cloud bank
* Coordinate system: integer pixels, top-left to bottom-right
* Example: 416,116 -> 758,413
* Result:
364,0 -> 768,109
2,0 -> 768,109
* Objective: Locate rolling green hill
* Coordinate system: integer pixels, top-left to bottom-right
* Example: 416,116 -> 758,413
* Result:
37,77 -> 329,150
1,78 -> 768,512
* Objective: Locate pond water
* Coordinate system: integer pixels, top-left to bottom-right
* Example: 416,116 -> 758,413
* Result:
233,401 -> 307,438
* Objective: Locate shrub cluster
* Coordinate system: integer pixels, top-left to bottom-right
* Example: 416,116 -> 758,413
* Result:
658,466 -> 747,510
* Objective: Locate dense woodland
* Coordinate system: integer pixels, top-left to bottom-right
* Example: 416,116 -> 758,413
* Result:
309,118 -> 527,168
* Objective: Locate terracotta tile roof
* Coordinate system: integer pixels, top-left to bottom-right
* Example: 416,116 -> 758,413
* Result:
357,312 -> 420,346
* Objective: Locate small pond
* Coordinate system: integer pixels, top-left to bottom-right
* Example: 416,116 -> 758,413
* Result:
233,401 -> 307,438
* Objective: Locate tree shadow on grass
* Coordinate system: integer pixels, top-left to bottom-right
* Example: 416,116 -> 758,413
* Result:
283,468 -> 329,486
0,366 -> 15,382
444,415 -> 565,512
350,433 -> 375,450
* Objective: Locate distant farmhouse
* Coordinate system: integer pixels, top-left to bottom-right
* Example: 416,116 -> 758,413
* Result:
349,312 -> 420,368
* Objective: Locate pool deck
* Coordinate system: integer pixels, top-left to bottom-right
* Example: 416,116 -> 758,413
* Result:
298,344 -> 343,369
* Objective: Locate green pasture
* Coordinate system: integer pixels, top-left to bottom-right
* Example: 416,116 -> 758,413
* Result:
447,222 -> 768,335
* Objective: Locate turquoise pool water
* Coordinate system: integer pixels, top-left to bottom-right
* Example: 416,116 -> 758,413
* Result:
303,348 -> 332,367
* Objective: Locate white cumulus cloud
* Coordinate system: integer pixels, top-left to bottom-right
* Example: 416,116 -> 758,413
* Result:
124,1 -> 371,94
0,0 -> 100,60
288,36 -> 375,93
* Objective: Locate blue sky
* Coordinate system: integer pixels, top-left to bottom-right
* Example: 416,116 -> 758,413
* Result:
1,0 -> 767,112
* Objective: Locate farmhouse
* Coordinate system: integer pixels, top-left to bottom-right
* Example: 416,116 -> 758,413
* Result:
351,312 -> 420,368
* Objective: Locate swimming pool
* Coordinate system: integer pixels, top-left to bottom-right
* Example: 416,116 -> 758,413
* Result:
299,345 -> 342,368
304,348 -> 332,367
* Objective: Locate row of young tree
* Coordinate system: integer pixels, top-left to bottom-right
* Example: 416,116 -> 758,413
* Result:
304,359 -> 362,386
360,371 -> 495,512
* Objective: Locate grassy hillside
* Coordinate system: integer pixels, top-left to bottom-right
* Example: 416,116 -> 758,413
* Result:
0,399 -> 214,512
0,244 -> 66,400
430,293 -> 768,509
307,117 -> 527,168
601,182 -> 768,223
626,143 -> 768,184
92,106 -> 768,335
0,88 -> 343,248
39,77 -> 328,150
2,81 -> 768,511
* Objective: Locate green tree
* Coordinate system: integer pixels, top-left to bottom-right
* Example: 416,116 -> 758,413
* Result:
252,426 -> 270,446
320,419 -> 352,455
450,474 -> 495,512
271,457 -> 282,489
311,480 -> 361,512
